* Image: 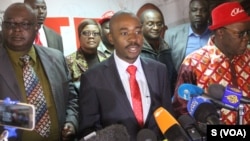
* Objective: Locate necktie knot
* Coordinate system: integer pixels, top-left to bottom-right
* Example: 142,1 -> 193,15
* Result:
35,32 -> 43,45
127,65 -> 137,76
20,55 -> 30,65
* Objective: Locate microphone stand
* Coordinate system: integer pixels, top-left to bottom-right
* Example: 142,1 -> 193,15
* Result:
237,104 -> 244,125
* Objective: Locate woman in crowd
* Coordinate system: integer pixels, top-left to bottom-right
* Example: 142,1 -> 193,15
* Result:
66,19 -> 107,82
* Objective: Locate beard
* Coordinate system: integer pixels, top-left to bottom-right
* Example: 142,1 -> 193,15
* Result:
192,20 -> 208,30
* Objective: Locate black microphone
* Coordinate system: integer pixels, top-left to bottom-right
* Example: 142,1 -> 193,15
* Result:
81,124 -> 130,141
154,107 -> 191,141
187,96 -> 221,125
208,84 -> 250,105
178,115 -> 203,141
136,128 -> 157,141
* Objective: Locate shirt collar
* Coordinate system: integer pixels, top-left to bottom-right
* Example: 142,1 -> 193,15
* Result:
6,45 -> 37,66
188,25 -> 211,37
114,50 -> 142,73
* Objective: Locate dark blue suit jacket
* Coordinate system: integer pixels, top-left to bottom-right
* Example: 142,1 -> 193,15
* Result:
78,55 -> 174,141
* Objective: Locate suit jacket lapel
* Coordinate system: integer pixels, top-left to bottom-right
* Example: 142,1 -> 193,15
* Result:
0,47 -> 22,99
43,26 -> 53,47
103,56 -> 136,119
140,58 -> 155,124
35,46 -> 53,75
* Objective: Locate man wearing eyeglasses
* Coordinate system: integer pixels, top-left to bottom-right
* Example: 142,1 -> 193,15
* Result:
0,3 -> 78,141
172,1 -> 250,125
139,9 -> 177,97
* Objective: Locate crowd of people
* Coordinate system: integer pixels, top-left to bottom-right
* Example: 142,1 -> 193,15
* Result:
0,0 -> 249,141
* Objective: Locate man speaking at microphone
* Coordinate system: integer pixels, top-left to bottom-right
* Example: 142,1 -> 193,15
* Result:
78,10 -> 174,141
172,1 -> 250,125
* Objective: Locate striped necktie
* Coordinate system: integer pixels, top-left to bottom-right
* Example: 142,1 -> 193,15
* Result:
20,55 -> 50,137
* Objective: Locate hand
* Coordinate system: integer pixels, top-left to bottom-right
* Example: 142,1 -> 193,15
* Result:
62,122 -> 76,141
0,130 -> 8,141
3,97 -> 18,105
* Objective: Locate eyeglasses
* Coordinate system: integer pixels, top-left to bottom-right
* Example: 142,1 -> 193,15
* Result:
2,21 -> 34,30
144,22 -> 163,28
222,27 -> 250,38
81,31 -> 100,37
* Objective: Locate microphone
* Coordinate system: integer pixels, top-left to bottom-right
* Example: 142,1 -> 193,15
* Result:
81,124 -> 130,141
178,115 -> 203,141
136,128 -> 157,141
208,84 -> 250,105
177,83 -> 237,111
187,96 -> 221,125
154,107 -> 190,141
178,83 -> 204,100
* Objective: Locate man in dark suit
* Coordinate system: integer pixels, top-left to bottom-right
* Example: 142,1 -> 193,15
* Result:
78,10 -> 174,141
24,0 -> 64,53
0,3 -> 77,141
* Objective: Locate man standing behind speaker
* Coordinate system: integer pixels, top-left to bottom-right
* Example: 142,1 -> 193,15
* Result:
139,9 -> 177,97
98,11 -> 115,58
165,0 -> 211,72
24,0 -> 64,53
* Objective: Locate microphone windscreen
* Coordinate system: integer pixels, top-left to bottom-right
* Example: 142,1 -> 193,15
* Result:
178,114 -> 196,130
187,96 -> 211,116
154,107 -> 178,133
154,107 -> 190,141
136,129 -> 157,141
178,83 -> 204,100
83,124 -> 130,141
208,84 -> 243,107
193,102 -> 220,125
207,84 -> 225,100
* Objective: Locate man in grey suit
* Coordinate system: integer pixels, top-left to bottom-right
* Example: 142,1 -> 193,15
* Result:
24,0 -> 64,53
165,0 -> 211,72
0,3 -> 77,140
78,10 -> 174,141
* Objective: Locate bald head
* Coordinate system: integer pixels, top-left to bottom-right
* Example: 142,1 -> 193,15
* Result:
108,10 -> 143,64
139,9 -> 163,24
2,2 -> 39,52
109,10 -> 140,33
24,0 -> 46,5
4,3 -> 37,22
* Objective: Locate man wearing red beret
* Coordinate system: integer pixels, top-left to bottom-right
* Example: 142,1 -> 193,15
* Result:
173,1 -> 250,125
97,11 -> 115,58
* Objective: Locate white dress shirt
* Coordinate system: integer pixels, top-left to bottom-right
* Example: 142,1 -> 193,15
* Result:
114,50 -> 151,123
